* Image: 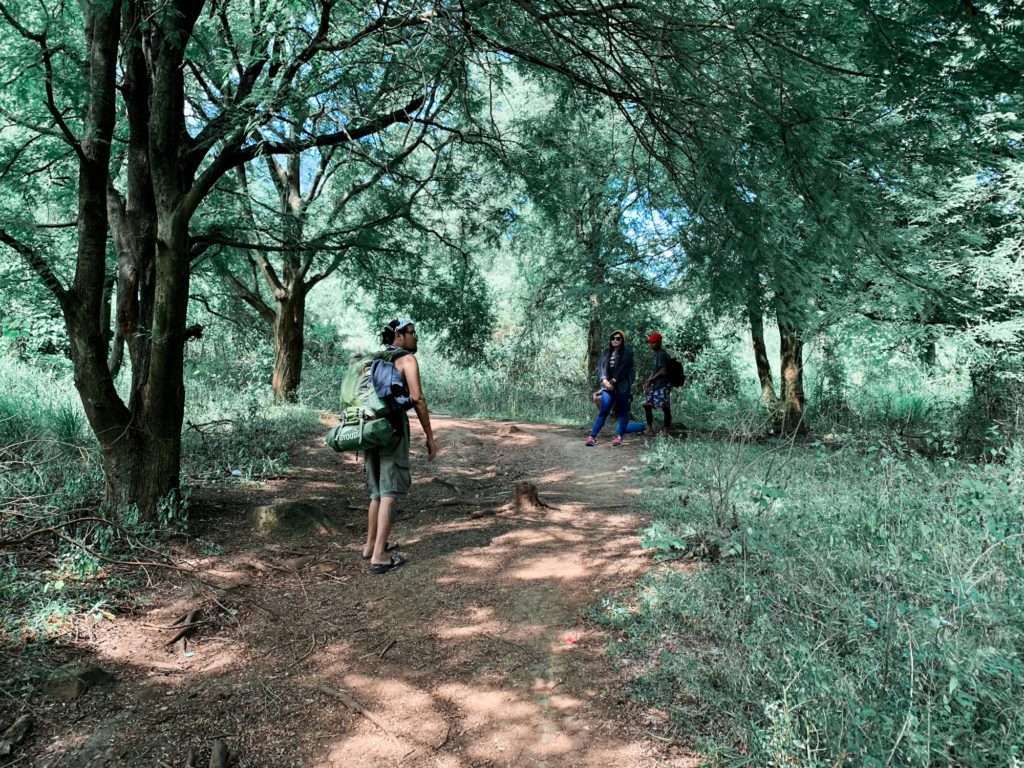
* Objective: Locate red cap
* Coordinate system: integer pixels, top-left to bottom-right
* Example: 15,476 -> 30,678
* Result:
647,332 -> 663,343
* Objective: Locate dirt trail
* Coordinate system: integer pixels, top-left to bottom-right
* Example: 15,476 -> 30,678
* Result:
22,417 -> 698,768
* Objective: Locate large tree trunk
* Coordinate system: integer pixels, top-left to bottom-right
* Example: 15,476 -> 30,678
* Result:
64,0 -> 139,508
14,0 -> 427,522
749,306 -> 778,408
102,429 -> 180,512
70,0 -> 198,522
272,282 -> 307,403
778,321 -> 807,434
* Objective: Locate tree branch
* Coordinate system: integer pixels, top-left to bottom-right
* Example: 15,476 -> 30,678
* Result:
0,229 -> 68,303
183,93 -> 427,220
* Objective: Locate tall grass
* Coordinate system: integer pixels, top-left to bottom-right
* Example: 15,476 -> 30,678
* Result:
1,347 -> 319,647
182,341 -> 321,481
593,436 -> 1024,766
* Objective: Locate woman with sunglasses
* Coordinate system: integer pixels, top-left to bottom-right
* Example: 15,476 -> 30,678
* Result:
586,329 -> 635,446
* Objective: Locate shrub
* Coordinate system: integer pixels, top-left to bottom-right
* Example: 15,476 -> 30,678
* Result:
595,437 -> 1024,766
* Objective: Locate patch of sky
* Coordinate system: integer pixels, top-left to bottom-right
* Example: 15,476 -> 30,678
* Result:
620,190 -> 688,286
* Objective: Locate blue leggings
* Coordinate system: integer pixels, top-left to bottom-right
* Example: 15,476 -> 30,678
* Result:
591,390 -> 630,438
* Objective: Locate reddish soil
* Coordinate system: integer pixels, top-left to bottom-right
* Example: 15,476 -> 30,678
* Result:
6,417 -> 699,767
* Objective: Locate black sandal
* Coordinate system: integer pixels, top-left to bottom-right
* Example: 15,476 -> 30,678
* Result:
369,553 -> 406,575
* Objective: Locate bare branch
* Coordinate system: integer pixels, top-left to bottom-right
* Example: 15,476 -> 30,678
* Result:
0,104 -> 67,140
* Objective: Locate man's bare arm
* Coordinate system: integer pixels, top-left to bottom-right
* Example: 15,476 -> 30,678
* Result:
397,354 -> 438,459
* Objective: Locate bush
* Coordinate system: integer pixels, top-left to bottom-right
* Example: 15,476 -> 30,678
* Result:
419,331 -> 594,424
594,437 -> 1024,766
182,405 -> 320,481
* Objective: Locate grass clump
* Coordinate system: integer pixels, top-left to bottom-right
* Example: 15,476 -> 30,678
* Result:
0,352 -> 318,649
593,436 -> 1024,766
182,403 -> 321,482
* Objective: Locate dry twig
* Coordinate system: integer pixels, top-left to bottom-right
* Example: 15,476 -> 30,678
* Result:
303,683 -> 391,736
378,639 -> 397,659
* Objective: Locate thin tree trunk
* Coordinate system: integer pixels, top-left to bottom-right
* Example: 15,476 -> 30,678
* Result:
587,293 -> 601,376
778,320 -> 807,434
100,276 -> 119,374
749,307 -> 777,408
272,282 -> 306,404
920,340 -> 937,367
107,325 -> 125,376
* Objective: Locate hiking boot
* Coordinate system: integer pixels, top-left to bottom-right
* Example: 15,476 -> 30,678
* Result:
585,436 -> 597,446
613,435 -> 623,446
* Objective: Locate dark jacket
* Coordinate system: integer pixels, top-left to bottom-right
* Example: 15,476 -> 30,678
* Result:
596,347 -> 635,393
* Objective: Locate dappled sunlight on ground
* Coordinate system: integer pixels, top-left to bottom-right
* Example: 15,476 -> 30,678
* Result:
507,553 -> 591,581
432,606 -> 509,640
21,417 -> 699,768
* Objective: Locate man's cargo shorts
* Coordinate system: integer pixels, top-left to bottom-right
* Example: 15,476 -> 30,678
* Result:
364,416 -> 411,499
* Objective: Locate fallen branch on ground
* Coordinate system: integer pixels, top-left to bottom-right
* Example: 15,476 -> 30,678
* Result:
0,714 -> 32,756
165,610 -> 201,646
185,419 -> 234,433
288,635 -> 317,668
302,683 -> 391,736
432,476 -> 464,493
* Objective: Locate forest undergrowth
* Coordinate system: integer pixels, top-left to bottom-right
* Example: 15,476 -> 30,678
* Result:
0,354 -> 318,652
2,339 -> 1022,767
592,429 -> 1024,766
415,342 -> 1024,765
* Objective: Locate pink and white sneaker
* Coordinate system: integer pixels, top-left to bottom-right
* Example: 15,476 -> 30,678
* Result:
612,435 -> 623,446
585,436 -> 597,446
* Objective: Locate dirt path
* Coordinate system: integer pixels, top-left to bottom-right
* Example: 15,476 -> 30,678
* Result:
23,417 -> 698,768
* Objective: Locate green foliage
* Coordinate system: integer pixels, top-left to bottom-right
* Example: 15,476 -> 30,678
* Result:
595,437 -> 1024,765
421,331 -> 592,424
183,343 -> 322,481
685,341 -> 742,404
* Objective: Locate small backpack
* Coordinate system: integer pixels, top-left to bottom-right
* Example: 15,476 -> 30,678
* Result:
666,356 -> 686,387
324,349 -> 410,452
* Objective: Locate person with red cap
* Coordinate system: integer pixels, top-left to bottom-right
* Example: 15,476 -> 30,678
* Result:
642,332 -> 673,436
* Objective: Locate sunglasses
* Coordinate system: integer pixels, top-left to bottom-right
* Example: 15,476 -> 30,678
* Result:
610,336 -> 623,341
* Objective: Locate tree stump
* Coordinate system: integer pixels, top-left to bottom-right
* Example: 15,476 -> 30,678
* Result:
497,424 -> 524,437
514,482 -> 548,512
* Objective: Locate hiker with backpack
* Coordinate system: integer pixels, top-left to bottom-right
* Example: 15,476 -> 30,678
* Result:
586,329 -> 635,447
641,332 -> 678,437
361,317 -> 438,574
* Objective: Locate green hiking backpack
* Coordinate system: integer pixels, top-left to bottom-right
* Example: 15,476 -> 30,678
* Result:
324,349 -> 408,452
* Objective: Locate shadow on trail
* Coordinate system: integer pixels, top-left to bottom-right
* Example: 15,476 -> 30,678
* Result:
21,417 -> 698,768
